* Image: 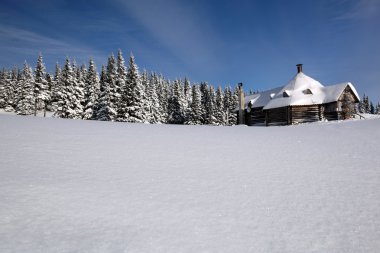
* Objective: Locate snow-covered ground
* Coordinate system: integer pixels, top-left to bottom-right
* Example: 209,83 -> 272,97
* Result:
0,114 -> 380,253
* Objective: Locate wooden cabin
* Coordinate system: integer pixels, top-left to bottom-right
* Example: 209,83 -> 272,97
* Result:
238,64 -> 360,126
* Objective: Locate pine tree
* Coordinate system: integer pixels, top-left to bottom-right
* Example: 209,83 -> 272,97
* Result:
96,65 -> 115,121
106,54 -> 119,121
0,68 -> 7,108
370,101 -> 375,114
3,68 -> 17,112
115,49 -> 127,118
53,57 -> 76,118
16,62 -> 35,115
141,70 -> 152,122
119,53 -> 146,123
33,53 -> 49,116
156,75 -> 169,123
223,86 -> 237,125
83,59 -> 99,120
67,64 -> 84,117
50,63 -> 62,112
214,86 -> 225,125
184,77 -> 192,110
168,79 -> 186,124
199,82 -> 209,124
186,84 -> 202,125
205,86 -> 217,125
146,72 -> 162,123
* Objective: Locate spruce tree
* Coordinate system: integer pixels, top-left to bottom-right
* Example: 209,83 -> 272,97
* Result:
0,69 -> 7,108
168,79 -> 186,124
119,53 -> 146,123
206,86 -> 217,125
34,54 -> 49,116
146,72 -> 162,123
96,66 -> 115,121
186,84 -> 202,125
50,63 -> 62,112
106,54 -> 119,121
53,57 -> 75,118
83,59 -> 99,120
16,62 -> 35,115
214,86 -> 225,125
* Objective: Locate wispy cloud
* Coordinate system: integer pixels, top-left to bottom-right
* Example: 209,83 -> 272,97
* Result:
334,0 -> 380,21
118,0 -> 223,73
0,24 -> 106,65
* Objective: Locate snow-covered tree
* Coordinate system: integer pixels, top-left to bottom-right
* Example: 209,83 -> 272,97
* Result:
156,75 -> 169,123
0,69 -> 8,108
96,65 -> 115,121
33,54 -> 49,116
168,79 -> 186,124
223,86 -> 237,125
205,86 -> 217,125
106,54 -> 119,121
53,57 -> 76,118
146,72 -> 162,123
184,77 -> 192,110
50,63 -> 62,112
214,86 -> 225,125
16,62 -> 35,115
186,84 -> 202,125
83,59 -> 99,120
118,53 -> 146,123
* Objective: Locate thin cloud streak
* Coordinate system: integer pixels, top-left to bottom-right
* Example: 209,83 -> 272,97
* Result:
118,0 -> 223,73
0,24 -> 107,67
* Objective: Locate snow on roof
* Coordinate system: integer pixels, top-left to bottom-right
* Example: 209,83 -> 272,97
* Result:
243,86 -> 283,109
244,72 -> 360,110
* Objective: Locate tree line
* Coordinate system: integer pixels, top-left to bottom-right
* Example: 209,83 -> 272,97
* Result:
0,50 -> 240,125
358,94 -> 380,115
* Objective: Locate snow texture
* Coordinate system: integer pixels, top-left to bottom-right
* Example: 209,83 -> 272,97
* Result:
0,114 -> 380,253
243,73 -> 360,110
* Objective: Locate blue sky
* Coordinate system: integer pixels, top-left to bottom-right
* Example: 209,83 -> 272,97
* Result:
1,0 -> 379,101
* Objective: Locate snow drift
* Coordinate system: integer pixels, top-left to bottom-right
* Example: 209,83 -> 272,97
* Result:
0,114 -> 379,252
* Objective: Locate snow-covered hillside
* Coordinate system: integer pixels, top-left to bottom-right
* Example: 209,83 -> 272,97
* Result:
1,115 -> 379,253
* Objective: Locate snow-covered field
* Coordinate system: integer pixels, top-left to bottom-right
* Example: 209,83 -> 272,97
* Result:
1,114 -> 380,253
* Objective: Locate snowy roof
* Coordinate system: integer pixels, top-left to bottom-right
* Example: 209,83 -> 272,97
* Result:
243,72 -> 360,110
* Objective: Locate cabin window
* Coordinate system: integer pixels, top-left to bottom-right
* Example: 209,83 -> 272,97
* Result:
303,89 -> 313,95
283,91 -> 290,97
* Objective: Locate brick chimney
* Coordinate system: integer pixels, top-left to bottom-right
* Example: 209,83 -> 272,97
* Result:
296,64 -> 303,73
238,83 -> 245,125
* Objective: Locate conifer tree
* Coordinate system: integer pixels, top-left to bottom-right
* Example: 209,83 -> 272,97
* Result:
184,77 -> 192,110
186,84 -> 202,125
118,53 -> 146,123
53,57 -> 76,118
156,75 -> 169,123
0,69 -> 7,108
168,79 -> 186,124
205,86 -> 217,125
199,82 -> 209,124
146,72 -> 162,123
33,54 -> 49,116
16,62 -> 35,115
83,59 -> 99,120
106,54 -> 119,121
50,63 -> 62,112
214,86 -> 225,125
96,65 -> 115,121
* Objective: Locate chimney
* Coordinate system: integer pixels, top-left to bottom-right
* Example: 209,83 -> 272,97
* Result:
296,64 -> 303,73
238,83 -> 245,125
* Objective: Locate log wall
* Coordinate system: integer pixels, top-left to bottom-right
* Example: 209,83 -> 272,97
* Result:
290,105 -> 320,124
265,107 -> 288,126
245,107 -> 266,125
